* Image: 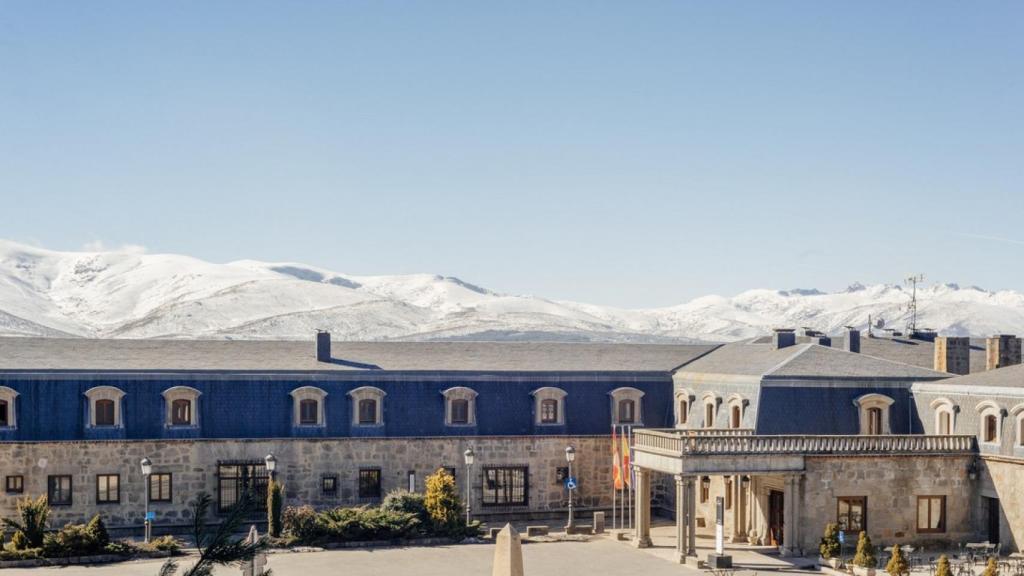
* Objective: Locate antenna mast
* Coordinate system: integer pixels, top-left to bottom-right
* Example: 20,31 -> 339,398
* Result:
905,274 -> 925,334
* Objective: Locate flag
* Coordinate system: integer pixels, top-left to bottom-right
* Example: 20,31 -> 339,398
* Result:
612,426 -> 623,490
621,427 -> 631,487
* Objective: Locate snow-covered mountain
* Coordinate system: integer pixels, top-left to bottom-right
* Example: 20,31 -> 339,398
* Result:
2,239 -> 1024,342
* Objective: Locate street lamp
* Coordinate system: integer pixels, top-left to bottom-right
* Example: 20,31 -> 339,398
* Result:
265,453 -> 277,483
564,445 -> 576,532
140,457 -> 152,543
463,447 -> 475,525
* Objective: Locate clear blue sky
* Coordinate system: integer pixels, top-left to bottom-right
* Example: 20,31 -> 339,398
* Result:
1,2 -> 1022,307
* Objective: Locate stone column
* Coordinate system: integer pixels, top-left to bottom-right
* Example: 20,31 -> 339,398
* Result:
632,466 -> 652,548
729,475 -> 744,542
781,474 -> 802,556
685,476 -> 697,557
675,475 -> 686,563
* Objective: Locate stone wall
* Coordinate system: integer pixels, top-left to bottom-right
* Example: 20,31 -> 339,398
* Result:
799,455 -> 975,552
0,436 -> 612,529
979,457 -> 1024,552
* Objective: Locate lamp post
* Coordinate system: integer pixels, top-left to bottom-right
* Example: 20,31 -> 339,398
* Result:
265,453 -> 277,483
565,445 -> 576,532
140,457 -> 152,543
463,447 -> 475,525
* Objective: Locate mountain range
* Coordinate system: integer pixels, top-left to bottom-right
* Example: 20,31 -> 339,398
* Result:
3,239 -> 1024,343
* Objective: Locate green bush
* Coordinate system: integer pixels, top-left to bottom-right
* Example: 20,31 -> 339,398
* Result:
852,531 -> 876,568
283,505 -> 326,543
819,522 -> 841,559
319,506 -> 419,541
936,555 -> 952,576
1,495 -> 49,549
424,468 -> 462,535
0,547 -> 41,561
268,480 -> 284,538
10,531 -> 29,551
85,515 -> 110,548
103,540 -> 137,556
140,535 -> 182,554
382,490 -> 430,528
42,522 -> 104,558
886,544 -> 909,576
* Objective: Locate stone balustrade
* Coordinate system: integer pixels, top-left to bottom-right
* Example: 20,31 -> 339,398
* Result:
633,429 -> 976,456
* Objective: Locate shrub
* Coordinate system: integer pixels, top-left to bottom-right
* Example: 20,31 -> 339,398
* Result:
318,506 -> 419,541
42,522 -> 103,558
141,535 -> 182,554
852,531 -> 876,568
936,555 -> 952,576
103,540 -> 137,556
819,522 -> 841,559
424,468 -> 462,535
1,495 -> 49,549
10,531 -> 29,551
283,505 -> 325,543
85,515 -> 110,548
382,490 -> 430,528
0,547 -> 41,561
982,557 -> 1000,576
268,480 -> 284,538
886,544 -> 909,576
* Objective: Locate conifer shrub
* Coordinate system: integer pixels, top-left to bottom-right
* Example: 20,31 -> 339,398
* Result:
1,495 -> 49,549
267,480 -> 284,538
85,514 -> 110,548
424,468 -> 462,535
853,531 -> 877,568
886,544 -> 909,576
981,556 -> 1000,576
935,554 -> 952,576
819,522 -> 841,559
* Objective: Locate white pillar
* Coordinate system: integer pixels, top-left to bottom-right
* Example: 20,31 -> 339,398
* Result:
675,475 -> 686,563
781,474 -> 802,556
632,466 -> 652,548
686,476 -> 697,557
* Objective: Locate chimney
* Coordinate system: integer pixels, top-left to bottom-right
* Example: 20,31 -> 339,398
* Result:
934,336 -> 970,375
986,334 -> 1022,370
315,330 -> 331,362
843,326 -> 861,353
772,328 -> 796,350
810,336 -> 832,347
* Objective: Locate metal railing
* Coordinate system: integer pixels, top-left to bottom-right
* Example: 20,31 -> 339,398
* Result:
633,429 -> 976,456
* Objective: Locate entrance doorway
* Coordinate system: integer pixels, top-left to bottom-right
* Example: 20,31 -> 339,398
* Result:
768,490 -> 785,546
985,497 -> 1000,544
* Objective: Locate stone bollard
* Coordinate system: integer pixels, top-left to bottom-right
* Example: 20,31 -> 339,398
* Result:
592,512 -> 605,534
492,524 -> 524,576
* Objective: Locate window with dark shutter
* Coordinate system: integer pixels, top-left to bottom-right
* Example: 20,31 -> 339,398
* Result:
299,399 -> 319,425
95,399 -> 115,426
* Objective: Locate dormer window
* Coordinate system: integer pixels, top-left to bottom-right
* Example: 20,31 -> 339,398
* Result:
290,386 -> 327,428
1013,404 -> 1024,448
349,386 -> 385,427
610,387 -> 644,426
532,387 -> 567,426
679,399 -> 689,425
85,386 -> 125,429
162,386 -> 201,428
727,394 -> 747,429
930,397 -> 958,435
976,401 -> 1004,445
442,387 -> 478,426
0,386 -> 16,429
853,393 -> 895,435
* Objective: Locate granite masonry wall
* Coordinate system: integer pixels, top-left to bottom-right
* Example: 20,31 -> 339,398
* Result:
0,436 -> 611,529
979,457 -> 1024,552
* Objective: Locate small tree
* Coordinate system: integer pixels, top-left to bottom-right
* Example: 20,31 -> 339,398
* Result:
85,514 -> 111,549
981,557 -> 1000,576
886,544 -> 909,576
267,481 -> 283,538
424,468 -> 462,535
157,492 -> 270,576
935,555 -> 952,576
852,531 -> 877,568
819,522 -> 841,559
2,495 -> 49,549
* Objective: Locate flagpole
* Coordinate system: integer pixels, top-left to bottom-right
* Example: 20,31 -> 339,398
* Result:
629,424 -> 634,533
611,424 -> 616,532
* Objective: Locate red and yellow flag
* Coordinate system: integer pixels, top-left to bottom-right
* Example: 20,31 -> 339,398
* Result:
621,427 -> 631,487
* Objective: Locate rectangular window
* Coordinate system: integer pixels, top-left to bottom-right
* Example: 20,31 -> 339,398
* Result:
299,400 -> 318,425
48,475 -> 73,506
171,400 -> 192,426
407,471 -> 416,492
618,400 -> 635,424
96,474 -> 120,504
217,462 -> 269,513
358,468 -> 382,499
358,400 -> 377,425
917,496 -> 946,533
322,475 -> 337,495
482,466 -> 528,507
725,478 -> 733,510
700,478 -> 710,503
5,475 -> 24,494
0,400 -> 8,427
95,400 -> 115,427
837,496 -> 867,532
541,400 -> 559,424
450,400 -> 469,425
150,473 -> 172,502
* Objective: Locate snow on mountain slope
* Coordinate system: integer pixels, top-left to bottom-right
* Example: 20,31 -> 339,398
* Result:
1,239 -> 1023,342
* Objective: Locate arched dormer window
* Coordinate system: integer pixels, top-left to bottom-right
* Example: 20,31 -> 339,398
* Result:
727,394 -> 747,429
675,389 -> 695,428
532,387 -> 567,426
976,401 -> 1005,445
442,387 -> 478,426
702,392 -> 721,429
85,386 -> 126,428
349,386 -> 385,426
290,386 -> 327,428
853,393 -> 895,435
0,386 -> 18,429
610,387 -> 644,425
1011,404 -> 1024,448
929,397 -> 959,435
162,386 -> 201,428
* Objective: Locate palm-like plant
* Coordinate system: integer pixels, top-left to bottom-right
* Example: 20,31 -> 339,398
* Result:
158,492 -> 271,576
1,495 -> 49,549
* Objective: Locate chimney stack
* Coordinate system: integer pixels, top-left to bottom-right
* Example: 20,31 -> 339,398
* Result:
772,328 -> 796,350
986,334 -> 1022,370
934,336 -> 970,375
843,326 -> 861,353
315,330 -> 331,362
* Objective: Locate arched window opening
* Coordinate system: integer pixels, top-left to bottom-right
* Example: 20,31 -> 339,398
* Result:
679,400 -> 688,425
867,408 -> 883,435
171,399 -> 192,426
984,414 -> 998,443
0,399 -> 8,427
359,399 -> 378,425
704,403 -> 715,428
938,411 -> 952,435
730,405 -> 742,429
